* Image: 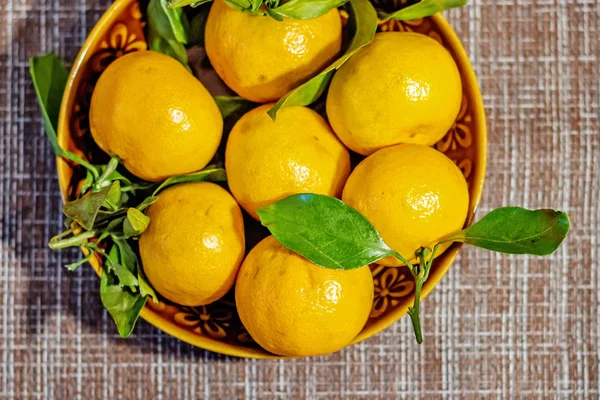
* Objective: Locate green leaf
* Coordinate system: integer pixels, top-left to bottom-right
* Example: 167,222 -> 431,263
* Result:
265,6 -> 284,20
63,181 -> 119,230
79,170 -> 95,198
222,0 -> 346,19
105,216 -> 127,234
29,53 -> 69,156
100,267 -> 146,338
147,0 -> 191,69
168,0 -> 211,9
258,194 -> 395,270
105,243 -> 138,288
95,208 -> 127,226
190,0 -> 213,6
30,53 -> 100,178
441,207 -> 570,255
268,0 -> 348,19
102,180 -> 122,211
152,167 -> 227,195
187,4 -> 212,46
65,252 -> 94,271
378,0 -> 468,21
127,208 -> 150,232
214,96 -> 257,120
136,196 -> 159,211
224,0 -> 265,14
114,241 -> 136,274
152,0 -> 189,43
267,0 -> 377,118
249,0 -> 263,11
223,0 -> 248,11
138,266 -> 158,303
102,170 -> 133,187
123,208 -> 150,237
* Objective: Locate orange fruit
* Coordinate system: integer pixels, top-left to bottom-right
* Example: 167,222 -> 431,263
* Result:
89,51 -> 223,181
235,236 -> 373,356
225,104 -> 350,219
139,182 -> 245,306
205,0 -> 342,102
342,144 -> 469,266
327,32 -> 462,155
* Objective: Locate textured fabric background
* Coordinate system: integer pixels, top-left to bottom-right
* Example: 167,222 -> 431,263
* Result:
1,0 -> 599,398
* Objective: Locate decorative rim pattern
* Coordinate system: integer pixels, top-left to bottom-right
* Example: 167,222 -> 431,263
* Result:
57,0 -> 486,358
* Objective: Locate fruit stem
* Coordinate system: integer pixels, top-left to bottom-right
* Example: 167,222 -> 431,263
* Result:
408,276 -> 423,343
406,246 -> 438,344
423,244 -> 439,281
390,248 -> 424,343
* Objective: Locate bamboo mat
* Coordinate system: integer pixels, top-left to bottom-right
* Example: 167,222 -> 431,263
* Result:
0,0 -> 599,398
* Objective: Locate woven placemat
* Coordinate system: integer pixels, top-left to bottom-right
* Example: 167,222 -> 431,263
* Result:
1,0 -> 599,398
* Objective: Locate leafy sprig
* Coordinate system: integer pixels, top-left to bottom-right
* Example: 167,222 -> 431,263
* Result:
30,53 -> 227,337
168,0 -> 468,21
169,0 -> 348,20
258,194 -> 570,343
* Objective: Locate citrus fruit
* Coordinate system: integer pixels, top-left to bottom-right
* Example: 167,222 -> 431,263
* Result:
235,236 -> 374,357
89,51 -> 223,182
342,144 -> 469,266
205,0 -> 342,103
225,104 -> 351,219
326,32 -> 462,155
139,182 -> 245,306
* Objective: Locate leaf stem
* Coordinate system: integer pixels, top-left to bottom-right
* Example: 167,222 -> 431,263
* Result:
60,151 -> 99,180
391,250 -> 414,270
65,252 -> 94,270
423,244 -> 439,281
48,229 -> 97,250
390,248 -> 427,343
85,242 -> 108,257
408,276 -> 423,343
120,183 -> 154,193
406,248 -> 429,344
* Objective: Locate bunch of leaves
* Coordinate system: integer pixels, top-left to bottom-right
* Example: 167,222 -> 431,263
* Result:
258,194 -> 570,343
30,53 -> 227,337
168,0 -> 348,20
168,0 -> 466,21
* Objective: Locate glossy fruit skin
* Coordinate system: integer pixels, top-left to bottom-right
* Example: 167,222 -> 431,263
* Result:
139,182 -> 245,306
225,104 -> 351,220
326,32 -> 462,155
205,0 -> 342,103
235,236 -> 374,357
342,144 -> 469,266
89,51 -> 223,182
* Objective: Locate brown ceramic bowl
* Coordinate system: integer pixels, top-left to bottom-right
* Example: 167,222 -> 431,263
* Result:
57,0 -> 487,358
